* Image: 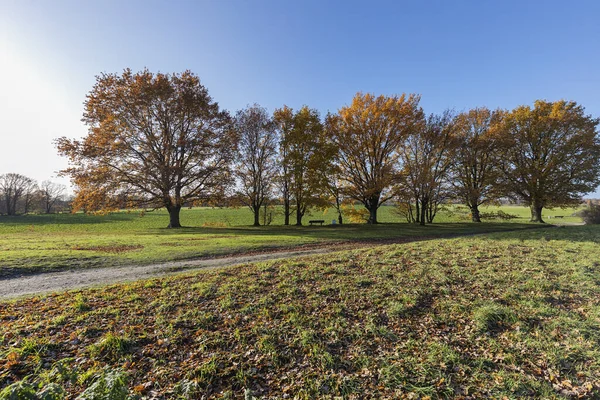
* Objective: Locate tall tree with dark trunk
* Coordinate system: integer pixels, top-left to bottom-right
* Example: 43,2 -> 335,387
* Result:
273,106 -> 294,226
397,111 -> 457,225
234,104 -> 278,226
451,108 -> 504,222
0,173 -> 35,215
56,69 -> 236,228
497,100 -> 600,222
327,93 -> 423,224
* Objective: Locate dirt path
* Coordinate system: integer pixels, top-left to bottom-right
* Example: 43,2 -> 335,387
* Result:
0,247 -> 340,300
0,225 -> 557,300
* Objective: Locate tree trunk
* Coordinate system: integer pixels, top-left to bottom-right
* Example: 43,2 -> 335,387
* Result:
338,212 -> 343,225
253,207 -> 260,226
367,206 -> 377,224
295,204 -> 303,226
167,205 -> 182,228
471,205 -> 481,222
530,201 -> 544,223
414,200 -> 420,224
419,198 -> 427,226
365,195 -> 380,224
284,199 -> 290,226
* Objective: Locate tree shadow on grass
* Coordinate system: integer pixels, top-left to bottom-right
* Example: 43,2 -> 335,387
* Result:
0,212 -> 140,225
144,222 -> 549,242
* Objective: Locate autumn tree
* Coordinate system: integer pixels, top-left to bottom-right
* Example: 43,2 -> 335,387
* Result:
397,111 -> 457,225
497,100 -> 600,222
56,69 -> 236,228
327,92 -> 422,224
273,106 -> 294,225
39,180 -> 66,214
234,104 -> 278,226
450,108 -> 504,222
274,105 -> 329,226
0,173 -> 35,215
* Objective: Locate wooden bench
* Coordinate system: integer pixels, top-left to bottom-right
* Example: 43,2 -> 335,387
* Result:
308,220 -> 325,226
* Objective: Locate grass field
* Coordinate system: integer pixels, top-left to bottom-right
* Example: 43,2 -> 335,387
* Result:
1,225 -> 599,398
0,205 -> 584,277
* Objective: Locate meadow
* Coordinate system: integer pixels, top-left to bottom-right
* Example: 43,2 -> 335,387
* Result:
0,205 -> 583,277
1,225 -> 599,398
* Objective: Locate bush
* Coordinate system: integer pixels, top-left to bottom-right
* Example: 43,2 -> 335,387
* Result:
479,210 -> 519,220
581,204 -> 600,224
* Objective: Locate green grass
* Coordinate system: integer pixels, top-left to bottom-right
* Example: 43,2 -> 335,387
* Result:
0,204 -> 578,277
1,225 -> 599,398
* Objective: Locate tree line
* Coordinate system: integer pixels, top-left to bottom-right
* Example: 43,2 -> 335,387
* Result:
55,69 -> 600,227
0,173 -> 67,215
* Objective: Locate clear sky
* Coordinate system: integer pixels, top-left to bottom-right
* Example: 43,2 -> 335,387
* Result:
1,0 -> 600,195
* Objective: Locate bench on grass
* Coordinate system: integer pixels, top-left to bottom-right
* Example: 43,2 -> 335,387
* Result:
308,220 -> 325,226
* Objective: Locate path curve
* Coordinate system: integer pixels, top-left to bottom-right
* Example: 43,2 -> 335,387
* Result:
0,248 -> 335,300
0,225 -> 557,300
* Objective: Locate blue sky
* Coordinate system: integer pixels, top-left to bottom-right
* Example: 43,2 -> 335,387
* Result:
1,0 -> 600,195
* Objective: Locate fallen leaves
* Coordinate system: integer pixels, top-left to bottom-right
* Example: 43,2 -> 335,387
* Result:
1,229 -> 600,398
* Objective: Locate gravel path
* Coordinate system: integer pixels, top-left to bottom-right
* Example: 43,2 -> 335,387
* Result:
0,248 -> 334,300
0,225 -> 560,300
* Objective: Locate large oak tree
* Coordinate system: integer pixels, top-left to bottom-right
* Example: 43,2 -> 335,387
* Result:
327,93 -> 422,224
451,108 -> 504,222
498,100 -> 600,222
56,69 -> 236,228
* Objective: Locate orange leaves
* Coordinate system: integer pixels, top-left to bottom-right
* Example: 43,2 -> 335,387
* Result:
56,69 -> 236,222
327,92 -> 424,222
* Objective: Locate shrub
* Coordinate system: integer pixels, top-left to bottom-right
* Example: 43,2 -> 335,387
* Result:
479,211 -> 519,220
581,204 -> 600,224
341,205 -> 370,223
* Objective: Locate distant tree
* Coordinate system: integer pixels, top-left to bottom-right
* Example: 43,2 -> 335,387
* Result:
0,173 -> 35,215
397,111 -> 457,225
39,180 -> 66,214
234,104 -> 278,226
274,106 -> 330,226
497,100 -> 600,222
327,93 -> 423,224
21,179 -> 38,214
450,108 -> 504,222
56,69 -> 236,228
